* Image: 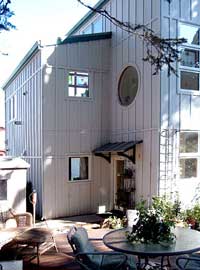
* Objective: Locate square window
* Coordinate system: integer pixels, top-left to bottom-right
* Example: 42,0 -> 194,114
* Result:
0,180 -> 7,200
180,71 -> 199,91
69,157 -> 89,181
180,48 -> 199,68
179,158 -> 197,178
180,132 -> 198,153
67,71 -> 89,98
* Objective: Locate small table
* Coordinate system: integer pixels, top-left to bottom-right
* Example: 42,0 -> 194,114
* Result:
13,227 -> 57,265
103,227 -> 200,269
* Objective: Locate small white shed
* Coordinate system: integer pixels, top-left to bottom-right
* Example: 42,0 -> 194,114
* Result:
0,157 -> 30,213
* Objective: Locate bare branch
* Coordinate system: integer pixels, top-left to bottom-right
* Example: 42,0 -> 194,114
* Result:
77,0 -> 186,76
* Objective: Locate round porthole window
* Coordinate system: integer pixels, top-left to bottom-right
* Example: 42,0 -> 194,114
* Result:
118,66 -> 139,106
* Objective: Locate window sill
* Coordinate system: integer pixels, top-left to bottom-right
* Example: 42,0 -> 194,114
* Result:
65,96 -> 93,101
177,89 -> 200,96
68,179 -> 91,183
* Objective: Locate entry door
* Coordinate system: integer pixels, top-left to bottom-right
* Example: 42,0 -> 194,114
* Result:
114,159 -> 136,210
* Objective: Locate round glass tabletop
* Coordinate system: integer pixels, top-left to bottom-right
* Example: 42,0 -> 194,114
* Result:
103,227 -> 200,256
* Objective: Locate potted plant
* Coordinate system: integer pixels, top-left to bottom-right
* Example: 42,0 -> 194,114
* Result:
126,196 -> 176,245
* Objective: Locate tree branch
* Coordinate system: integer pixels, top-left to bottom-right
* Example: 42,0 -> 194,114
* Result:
77,0 -> 186,76
0,0 -> 15,31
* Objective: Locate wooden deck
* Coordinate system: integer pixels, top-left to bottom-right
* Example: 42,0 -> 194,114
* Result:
1,215 -> 180,269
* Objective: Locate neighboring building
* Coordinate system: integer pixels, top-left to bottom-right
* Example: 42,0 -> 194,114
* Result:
2,0 -> 200,218
0,127 -> 5,156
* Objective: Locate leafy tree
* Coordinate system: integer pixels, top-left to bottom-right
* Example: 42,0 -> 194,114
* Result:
77,0 -> 186,76
0,0 -> 15,32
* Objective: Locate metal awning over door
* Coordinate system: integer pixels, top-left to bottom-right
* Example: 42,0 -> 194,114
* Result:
93,141 -> 143,164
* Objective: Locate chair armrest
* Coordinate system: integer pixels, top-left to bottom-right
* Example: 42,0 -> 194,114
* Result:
176,255 -> 200,270
13,212 -> 33,227
76,251 -> 127,270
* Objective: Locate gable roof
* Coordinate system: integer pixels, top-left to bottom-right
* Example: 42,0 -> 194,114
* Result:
66,0 -> 110,37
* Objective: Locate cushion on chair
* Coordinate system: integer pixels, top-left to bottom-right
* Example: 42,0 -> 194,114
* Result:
71,227 -> 94,253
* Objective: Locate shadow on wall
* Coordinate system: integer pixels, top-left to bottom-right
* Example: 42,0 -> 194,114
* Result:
12,186 -> 26,211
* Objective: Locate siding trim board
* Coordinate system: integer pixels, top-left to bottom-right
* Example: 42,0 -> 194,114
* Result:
61,32 -> 112,44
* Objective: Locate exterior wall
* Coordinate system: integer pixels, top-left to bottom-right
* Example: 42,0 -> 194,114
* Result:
4,51 -> 43,215
77,0 -> 161,202
41,40 -> 111,218
160,0 -> 200,203
109,0 -> 161,202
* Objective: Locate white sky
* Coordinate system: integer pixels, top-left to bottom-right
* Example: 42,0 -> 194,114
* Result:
0,0 -> 99,88
0,0 -> 99,126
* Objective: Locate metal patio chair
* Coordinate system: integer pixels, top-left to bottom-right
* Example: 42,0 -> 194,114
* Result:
67,226 -> 136,270
176,254 -> 200,269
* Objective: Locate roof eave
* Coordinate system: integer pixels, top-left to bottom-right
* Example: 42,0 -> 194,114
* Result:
2,41 -> 41,89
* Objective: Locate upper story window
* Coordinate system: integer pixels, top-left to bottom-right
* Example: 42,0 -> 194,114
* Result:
82,24 -> 92,34
179,132 -> 199,179
8,94 -> 16,121
68,71 -> 89,97
93,17 -> 103,33
69,157 -> 89,181
118,66 -> 139,106
81,16 -> 103,35
179,23 -> 200,94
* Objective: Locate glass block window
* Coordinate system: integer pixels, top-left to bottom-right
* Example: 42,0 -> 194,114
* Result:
0,180 -> 7,200
68,71 -> 89,97
69,157 -> 89,181
179,132 -> 200,179
179,23 -> 200,93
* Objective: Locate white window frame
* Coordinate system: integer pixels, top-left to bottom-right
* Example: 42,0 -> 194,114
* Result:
68,155 -> 91,182
8,94 -> 17,122
67,70 -> 92,99
178,22 -> 200,95
178,131 -> 200,180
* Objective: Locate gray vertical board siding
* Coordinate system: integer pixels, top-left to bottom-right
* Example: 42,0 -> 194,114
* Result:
102,0 -> 161,201
180,0 -> 191,21
191,0 -> 200,23
41,39 -> 111,217
4,51 -> 43,216
161,0 -> 200,132
160,17 -> 170,130
169,19 -> 179,130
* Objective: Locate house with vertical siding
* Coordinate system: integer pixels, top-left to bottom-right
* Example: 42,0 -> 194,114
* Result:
2,0 -> 200,218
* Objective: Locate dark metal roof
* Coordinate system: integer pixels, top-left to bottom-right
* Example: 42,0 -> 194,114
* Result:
61,32 -> 112,44
93,141 -> 143,153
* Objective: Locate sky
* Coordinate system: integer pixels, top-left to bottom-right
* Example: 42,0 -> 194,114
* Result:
0,0 -> 99,88
0,0 -> 99,126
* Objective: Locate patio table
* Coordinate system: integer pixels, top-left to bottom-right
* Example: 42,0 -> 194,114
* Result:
13,227 -> 57,265
103,227 -> 200,269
